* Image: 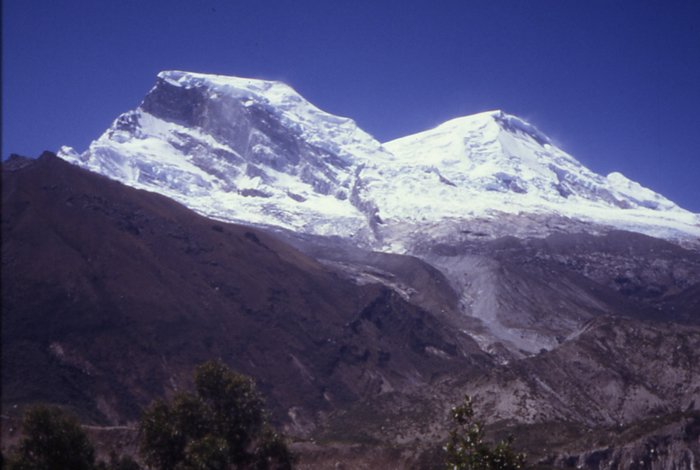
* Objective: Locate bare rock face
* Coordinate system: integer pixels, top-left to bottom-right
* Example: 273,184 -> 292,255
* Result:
538,412 -> 700,469
139,75 -> 354,196
469,316 -> 700,426
279,224 -> 700,359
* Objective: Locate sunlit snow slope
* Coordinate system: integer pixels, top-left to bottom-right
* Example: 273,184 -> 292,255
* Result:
60,71 -> 388,245
373,111 -> 700,249
59,71 -> 700,251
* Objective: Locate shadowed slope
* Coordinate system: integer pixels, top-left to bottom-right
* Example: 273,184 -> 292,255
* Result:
1,153 -> 489,428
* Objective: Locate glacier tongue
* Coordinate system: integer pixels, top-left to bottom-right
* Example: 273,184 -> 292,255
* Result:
59,72 -> 700,252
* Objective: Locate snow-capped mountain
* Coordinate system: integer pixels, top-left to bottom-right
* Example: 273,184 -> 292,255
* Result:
60,71 -> 387,244
59,71 -> 700,251
14,72 -> 700,466
371,111 -> 700,251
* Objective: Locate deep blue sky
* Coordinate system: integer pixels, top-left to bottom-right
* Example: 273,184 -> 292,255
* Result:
3,0 -> 699,212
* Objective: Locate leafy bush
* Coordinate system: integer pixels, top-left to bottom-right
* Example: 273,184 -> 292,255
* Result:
139,359 -> 296,470
444,396 -> 527,470
5,404 -> 97,470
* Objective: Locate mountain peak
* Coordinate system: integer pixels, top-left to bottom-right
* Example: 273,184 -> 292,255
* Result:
59,72 -> 699,250
154,70 -> 307,116
389,111 -> 552,154
59,71 -> 389,244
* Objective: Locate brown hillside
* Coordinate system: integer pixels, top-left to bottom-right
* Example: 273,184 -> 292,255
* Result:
1,153 -> 489,428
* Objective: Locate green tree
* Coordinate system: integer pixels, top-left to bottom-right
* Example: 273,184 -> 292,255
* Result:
139,359 -> 296,470
444,396 -> 527,470
5,404 -> 97,470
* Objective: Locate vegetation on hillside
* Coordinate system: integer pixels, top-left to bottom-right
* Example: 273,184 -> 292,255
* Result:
3,360 -> 296,470
139,359 -> 296,470
4,404 -> 97,470
3,404 -> 140,470
3,366 -> 534,470
444,395 -> 527,470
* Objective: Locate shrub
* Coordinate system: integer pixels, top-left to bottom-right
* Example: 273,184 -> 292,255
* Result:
444,396 -> 527,470
139,359 -> 296,470
5,404 -> 97,470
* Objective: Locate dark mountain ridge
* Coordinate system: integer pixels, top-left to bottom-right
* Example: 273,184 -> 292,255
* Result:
2,153 -> 488,429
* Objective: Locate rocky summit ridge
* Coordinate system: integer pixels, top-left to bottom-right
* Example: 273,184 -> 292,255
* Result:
59,71 -> 700,252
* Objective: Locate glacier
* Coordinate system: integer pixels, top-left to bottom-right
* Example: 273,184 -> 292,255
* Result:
59,71 -> 700,253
